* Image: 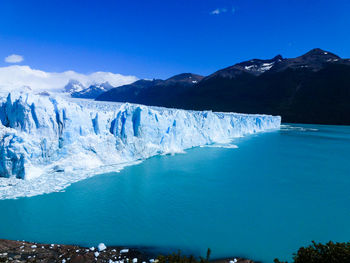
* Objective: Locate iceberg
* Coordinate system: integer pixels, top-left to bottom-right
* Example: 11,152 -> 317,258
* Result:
0,91 -> 280,199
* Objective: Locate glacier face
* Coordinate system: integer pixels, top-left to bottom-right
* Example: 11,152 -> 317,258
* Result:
0,91 -> 280,199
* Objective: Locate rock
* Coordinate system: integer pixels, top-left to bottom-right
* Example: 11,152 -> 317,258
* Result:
71,254 -> 87,263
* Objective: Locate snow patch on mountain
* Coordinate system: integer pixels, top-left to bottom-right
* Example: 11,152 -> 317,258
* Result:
244,62 -> 275,73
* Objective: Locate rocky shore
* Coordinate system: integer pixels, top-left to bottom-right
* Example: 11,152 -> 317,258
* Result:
0,239 -> 255,263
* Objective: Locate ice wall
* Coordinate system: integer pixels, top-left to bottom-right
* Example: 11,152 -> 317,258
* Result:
0,91 -> 280,197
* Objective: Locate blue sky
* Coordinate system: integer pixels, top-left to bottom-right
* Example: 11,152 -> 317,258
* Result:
0,0 -> 349,79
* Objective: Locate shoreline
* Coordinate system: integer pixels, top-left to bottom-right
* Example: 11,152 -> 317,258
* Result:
0,239 -> 255,263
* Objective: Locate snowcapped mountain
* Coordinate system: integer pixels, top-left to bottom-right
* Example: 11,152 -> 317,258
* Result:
64,79 -> 118,99
0,90 -> 280,199
0,65 -> 138,92
64,79 -> 86,93
71,82 -> 115,99
205,48 -> 347,80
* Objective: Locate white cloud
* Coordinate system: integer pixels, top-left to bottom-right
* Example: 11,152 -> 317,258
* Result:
4,54 -> 24,63
210,8 -> 222,15
210,7 -> 235,15
0,65 -> 138,92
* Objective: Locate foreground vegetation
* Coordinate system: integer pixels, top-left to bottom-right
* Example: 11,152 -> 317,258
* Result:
156,241 -> 350,263
274,241 -> 350,263
156,249 -> 212,263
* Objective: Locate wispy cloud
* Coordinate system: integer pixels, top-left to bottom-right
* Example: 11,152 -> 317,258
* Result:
4,54 -> 24,63
210,7 -> 235,15
210,8 -> 227,15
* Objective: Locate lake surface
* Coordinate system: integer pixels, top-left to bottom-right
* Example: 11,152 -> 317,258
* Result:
0,124 -> 350,262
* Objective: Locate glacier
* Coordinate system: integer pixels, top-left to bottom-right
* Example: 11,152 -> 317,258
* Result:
0,90 -> 280,199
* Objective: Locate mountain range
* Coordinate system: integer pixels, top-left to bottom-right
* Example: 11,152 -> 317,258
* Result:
82,48 -> 349,125
64,80 -> 115,99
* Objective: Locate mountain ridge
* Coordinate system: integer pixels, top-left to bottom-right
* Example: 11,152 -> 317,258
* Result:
95,48 -> 350,125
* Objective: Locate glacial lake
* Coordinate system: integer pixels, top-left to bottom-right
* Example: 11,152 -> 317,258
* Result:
0,124 -> 350,262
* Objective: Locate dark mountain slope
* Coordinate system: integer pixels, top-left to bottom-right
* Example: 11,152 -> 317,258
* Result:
96,49 -> 350,125
96,73 -> 204,107
185,63 -> 350,124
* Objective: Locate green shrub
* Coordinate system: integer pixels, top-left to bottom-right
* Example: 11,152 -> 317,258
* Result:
156,248 -> 211,263
274,241 -> 350,263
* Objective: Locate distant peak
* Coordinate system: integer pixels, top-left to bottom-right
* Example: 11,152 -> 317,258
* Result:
301,48 -> 339,58
165,73 -> 204,84
166,73 -> 204,81
272,54 -> 283,61
64,79 -> 85,93
308,48 -> 326,54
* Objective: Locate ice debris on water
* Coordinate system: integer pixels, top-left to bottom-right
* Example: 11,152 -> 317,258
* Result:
98,243 -> 107,251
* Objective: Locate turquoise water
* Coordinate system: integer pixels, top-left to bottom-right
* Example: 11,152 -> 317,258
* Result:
1,124 -> 350,262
